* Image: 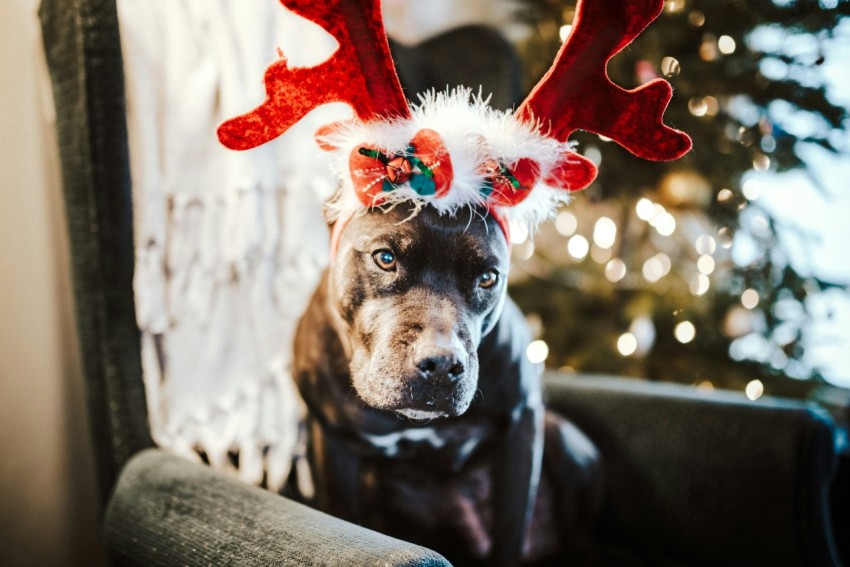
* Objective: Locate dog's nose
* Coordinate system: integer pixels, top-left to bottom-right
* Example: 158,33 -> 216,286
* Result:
416,355 -> 465,383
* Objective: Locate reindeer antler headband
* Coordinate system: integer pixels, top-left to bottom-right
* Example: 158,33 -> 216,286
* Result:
218,0 -> 691,239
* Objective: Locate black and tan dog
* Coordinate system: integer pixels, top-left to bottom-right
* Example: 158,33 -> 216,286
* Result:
293,204 -> 602,565
216,0 -> 689,563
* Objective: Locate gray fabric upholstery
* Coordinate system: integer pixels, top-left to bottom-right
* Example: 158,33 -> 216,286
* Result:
105,449 -> 451,567
543,373 -> 841,567
39,0 -> 153,508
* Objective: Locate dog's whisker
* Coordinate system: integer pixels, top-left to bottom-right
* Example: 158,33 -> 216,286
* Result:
474,387 -> 485,402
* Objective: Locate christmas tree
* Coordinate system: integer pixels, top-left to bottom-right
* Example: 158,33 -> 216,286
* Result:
509,0 -> 850,400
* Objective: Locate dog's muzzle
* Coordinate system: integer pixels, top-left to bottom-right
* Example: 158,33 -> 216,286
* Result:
395,345 -> 476,418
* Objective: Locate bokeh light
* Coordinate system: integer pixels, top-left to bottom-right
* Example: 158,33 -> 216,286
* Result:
674,321 -> 697,344
567,234 -> 589,259
617,333 -> 638,356
745,379 -> 764,401
526,340 -> 550,364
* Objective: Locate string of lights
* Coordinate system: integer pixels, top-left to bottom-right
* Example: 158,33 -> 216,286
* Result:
510,0 -> 850,401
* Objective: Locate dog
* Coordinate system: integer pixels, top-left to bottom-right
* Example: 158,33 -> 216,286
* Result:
292,203 -> 602,565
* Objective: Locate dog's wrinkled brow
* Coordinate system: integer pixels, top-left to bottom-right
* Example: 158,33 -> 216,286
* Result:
352,231 -> 414,254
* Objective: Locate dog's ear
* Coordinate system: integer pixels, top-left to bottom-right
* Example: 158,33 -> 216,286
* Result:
322,198 -> 342,226
315,121 -> 353,151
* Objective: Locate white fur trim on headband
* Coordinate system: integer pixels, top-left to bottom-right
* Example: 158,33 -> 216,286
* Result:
320,88 -> 577,231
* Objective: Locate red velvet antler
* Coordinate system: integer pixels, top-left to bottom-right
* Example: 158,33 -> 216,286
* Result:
217,0 -> 409,151
517,0 -> 691,161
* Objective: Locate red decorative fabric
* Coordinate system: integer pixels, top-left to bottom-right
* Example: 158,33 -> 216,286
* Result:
517,0 -> 691,162
348,128 -> 454,206
482,157 -> 541,207
217,0 -> 409,151
543,152 -> 598,193
313,121 -> 350,151
487,206 -> 512,254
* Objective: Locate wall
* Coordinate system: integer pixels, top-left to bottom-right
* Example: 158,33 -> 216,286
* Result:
0,0 -> 104,565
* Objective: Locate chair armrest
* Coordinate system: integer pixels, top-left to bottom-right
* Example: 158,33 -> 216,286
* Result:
104,449 -> 450,567
543,372 -> 841,567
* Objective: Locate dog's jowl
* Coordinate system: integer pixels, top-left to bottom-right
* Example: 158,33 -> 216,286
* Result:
293,205 -> 602,565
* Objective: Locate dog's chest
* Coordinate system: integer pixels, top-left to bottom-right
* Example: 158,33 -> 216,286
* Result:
354,419 -> 501,561
356,417 -> 493,473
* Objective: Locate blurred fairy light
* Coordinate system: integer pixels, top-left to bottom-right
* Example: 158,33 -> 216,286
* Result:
723,305 -> 757,338
742,179 -> 762,200
567,234 -> 589,259
654,211 -> 677,236
556,210 -> 578,236
729,333 -> 771,363
661,56 -> 681,77
649,203 -> 665,224
687,96 -> 717,119
583,145 -> 603,165
745,379 -> 764,401
716,188 -> 735,204
700,33 -> 718,61
642,256 -> 664,282
636,198 -> 655,221
630,316 -> 657,355
509,220 -> 529,244
760,135 -> 776,153
656,253 -> 672,276
688,97 -> 708,117
696,380 -> 714,393
741,288 -> 760,309
771,350 -> 789,370
526,339 -> 550,364
617,332 -> 638,356
752,154 -> 770,171
772,322 -> 798,347
591,244 -> 612,264
664,0 -> 685,14
697,254 -> 716,275
690,274 -> 711,296
593,216 -> 618,249
605,258 -> 627,282
717,35 -> 736,54
738,126 -> 755,147
674,321 -> 696,344
515,240 -> 535,261
559,24 -> 572,42
718,227 -> 734,248
525,313 -> 543,339
688,10 -> 705,27
751,215 -> 769,235
695,234 -> 716,255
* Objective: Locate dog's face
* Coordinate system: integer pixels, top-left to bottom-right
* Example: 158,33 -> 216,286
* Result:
328,205 -> 510,419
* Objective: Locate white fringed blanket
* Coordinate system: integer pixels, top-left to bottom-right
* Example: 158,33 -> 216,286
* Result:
117,0 -> 350,489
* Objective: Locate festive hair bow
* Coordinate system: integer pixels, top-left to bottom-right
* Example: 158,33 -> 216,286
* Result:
350,128 -> 453,203
217,0 -> 691,239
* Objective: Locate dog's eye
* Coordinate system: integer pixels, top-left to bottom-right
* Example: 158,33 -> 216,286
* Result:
478,269 -> 499,289
373,249 -> 397,271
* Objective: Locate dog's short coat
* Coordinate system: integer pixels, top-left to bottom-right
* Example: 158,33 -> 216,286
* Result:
293,205 -> 601,565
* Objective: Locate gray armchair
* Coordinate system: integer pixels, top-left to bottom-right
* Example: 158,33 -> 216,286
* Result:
40,0 -> 845,565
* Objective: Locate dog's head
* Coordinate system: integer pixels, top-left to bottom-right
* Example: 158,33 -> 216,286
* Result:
327,205 -> 509,419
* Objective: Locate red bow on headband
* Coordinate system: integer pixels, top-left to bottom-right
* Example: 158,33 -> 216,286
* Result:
348,128 -> 598,208
349,128 -> 453,206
